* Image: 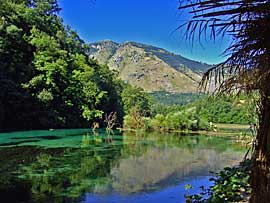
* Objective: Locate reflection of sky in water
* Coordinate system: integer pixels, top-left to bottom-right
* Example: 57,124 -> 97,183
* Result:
0,129 -> 247,203
84,176 -> 212,203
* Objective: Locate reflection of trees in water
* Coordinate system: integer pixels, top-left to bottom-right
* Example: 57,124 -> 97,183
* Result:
110,147 -> 244,193
0,146 -> 69,203
11,131 -> 246,202
18,133 -> 124,202
111,132 -> 246,193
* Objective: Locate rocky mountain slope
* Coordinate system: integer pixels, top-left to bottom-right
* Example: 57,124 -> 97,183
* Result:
89,40 -> 212,93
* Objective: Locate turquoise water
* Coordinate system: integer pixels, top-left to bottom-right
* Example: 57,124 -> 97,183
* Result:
0,129 -> 246,203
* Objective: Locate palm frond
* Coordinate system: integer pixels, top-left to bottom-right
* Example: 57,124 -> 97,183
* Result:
179,0 -> 270,94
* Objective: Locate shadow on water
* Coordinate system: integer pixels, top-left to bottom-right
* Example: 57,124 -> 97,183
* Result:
0,139 -> 40,146
0,177 -> 32,203
0,145 -> 68,202
0,129 -> 247,203
11,135 -> 62,140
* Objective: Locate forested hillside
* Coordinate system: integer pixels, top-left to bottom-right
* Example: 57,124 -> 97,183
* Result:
151,93 -> 257,125
0,0 -> 255,132
0,0 -> 127,130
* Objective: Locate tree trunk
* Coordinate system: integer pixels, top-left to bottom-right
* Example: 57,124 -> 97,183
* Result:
251,87 -> 270,202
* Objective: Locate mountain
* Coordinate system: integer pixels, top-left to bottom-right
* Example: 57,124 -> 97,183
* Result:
89,40 -> 212,93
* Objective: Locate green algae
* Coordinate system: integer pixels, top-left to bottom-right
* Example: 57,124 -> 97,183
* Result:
0,129 -> 248,203
0,129 -> 124,148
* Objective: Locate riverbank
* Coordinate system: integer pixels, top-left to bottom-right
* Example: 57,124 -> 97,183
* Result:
119,123 -> 253,140
185,159 -> 251,203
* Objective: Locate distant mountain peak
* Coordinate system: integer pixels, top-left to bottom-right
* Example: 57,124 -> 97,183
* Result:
89,40 -> 212,93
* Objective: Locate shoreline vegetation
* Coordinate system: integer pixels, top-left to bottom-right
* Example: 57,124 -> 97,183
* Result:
185,159 -> 251,203
119,123 -> 253,141
0,0 -> 256,202
120,91 -> 257,148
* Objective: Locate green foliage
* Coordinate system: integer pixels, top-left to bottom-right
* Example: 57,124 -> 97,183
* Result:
121,85 -> 152,116
151,103 -> 183,116
37,89 -> 53,103
151,93 -> 257,125
123,107 -> 146,130
185,159 -> 251,203
149,108 -> 212,131
0,0 -> 125,130
124,107 -> 212,132
151,92 -> 205,106
125,93 -> 255,132
193,94 -> 257,125
0,0 -> 255,131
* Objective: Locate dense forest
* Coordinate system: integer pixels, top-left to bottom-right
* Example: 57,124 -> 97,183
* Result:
150,92 -> 205,106
0,1 -> 263,203
185,94 -> 257,125
123,92 -> 257,132
0,0 -> 143,131
0,0 -> 256,133
151,92 -> 256,125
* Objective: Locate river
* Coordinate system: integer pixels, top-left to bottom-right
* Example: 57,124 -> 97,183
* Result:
0,129 -> 247,203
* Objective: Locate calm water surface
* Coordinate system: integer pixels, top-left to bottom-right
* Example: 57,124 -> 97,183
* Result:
0,129 -> 247,203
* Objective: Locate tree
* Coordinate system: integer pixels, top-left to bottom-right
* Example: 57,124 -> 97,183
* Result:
121,85 -> 152,116
0,0 -> 125,130
179,0 -> 270,202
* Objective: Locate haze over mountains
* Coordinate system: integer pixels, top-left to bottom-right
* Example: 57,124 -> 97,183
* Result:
90,40 -> 212,93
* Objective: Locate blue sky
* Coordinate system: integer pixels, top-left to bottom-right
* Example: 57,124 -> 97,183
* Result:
58,0 -> 231,64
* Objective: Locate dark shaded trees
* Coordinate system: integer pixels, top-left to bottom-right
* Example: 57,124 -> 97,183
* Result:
0,0 -> 124,130
178,0 -> 270,202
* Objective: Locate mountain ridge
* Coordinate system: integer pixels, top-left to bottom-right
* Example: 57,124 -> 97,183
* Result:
89,40 -> 212,93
